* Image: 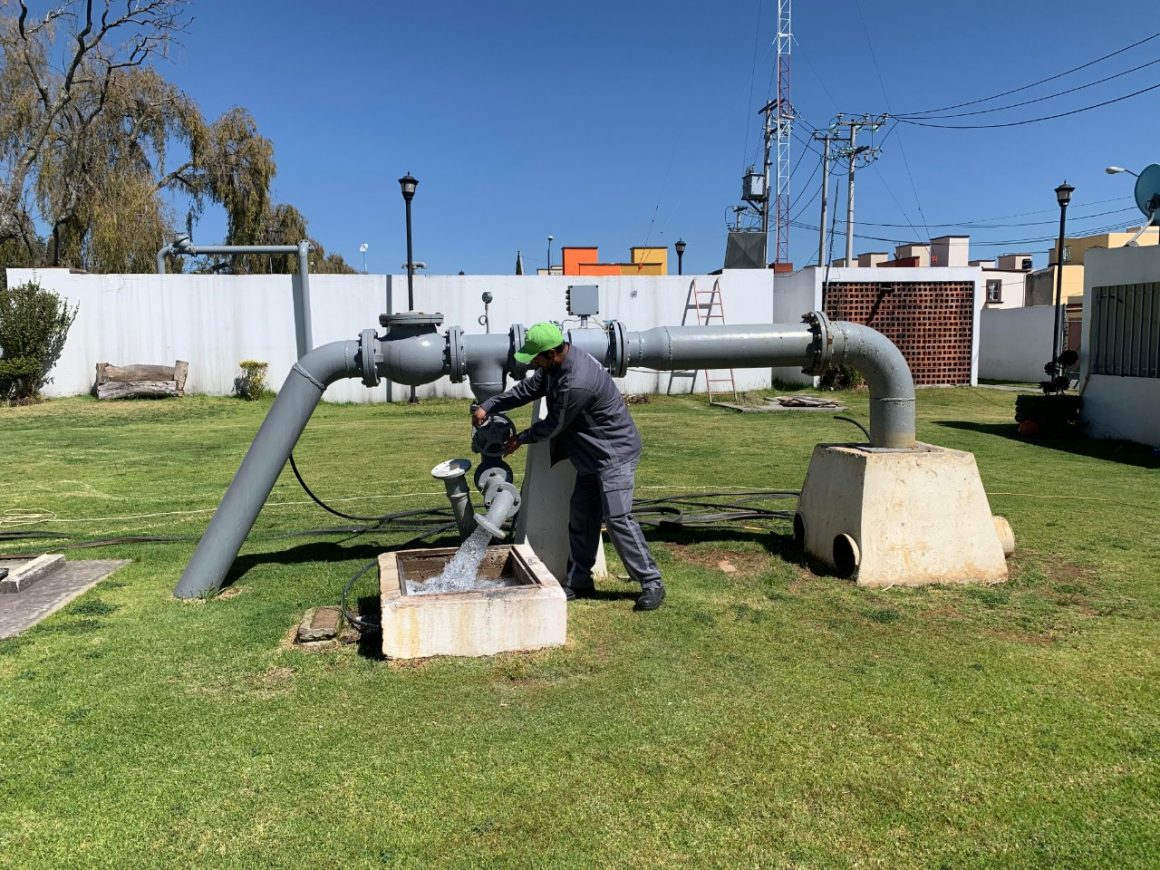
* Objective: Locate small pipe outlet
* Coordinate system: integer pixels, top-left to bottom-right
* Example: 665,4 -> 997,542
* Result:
992,516 -> 1015,558
474,481 -> 520,540
833,533 -> 860,579
432,458 -> 476,540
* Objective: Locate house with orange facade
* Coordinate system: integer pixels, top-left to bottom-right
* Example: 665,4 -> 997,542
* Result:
549,245 -> 669,276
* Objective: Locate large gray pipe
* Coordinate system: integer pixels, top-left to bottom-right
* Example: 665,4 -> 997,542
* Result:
173,339 -> 361,598
175,313 -> 915,598
622,318 -> 914,449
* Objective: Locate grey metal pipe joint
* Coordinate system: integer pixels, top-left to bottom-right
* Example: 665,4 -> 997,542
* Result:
473,468 -> 521,540
802,312 -> 916,448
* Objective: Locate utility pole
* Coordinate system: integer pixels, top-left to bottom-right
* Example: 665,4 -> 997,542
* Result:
759,100 -> 775,244
833,114 -> 887,264
812,131 -> 832,267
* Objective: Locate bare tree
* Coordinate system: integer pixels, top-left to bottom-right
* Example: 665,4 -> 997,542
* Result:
0,0 -> 190,250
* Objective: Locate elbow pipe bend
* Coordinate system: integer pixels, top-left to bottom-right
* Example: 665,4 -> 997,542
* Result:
814,316 -> 916,448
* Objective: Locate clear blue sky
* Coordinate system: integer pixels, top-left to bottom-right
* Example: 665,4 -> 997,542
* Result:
161,0 -> 1159,275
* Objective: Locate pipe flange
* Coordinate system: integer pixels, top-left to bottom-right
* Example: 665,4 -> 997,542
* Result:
475,463 -> 512,493
606,319 -> 627,377
508,324 -> 529,379
445,325 -> 466,383
801,310 -> 834,375
358,328 -> 380,387
483,480 -> 520,511
431,458 -> 471,480
378,312 -> 444,338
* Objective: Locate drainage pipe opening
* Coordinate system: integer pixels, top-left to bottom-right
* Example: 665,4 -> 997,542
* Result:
833,533 -> 860,579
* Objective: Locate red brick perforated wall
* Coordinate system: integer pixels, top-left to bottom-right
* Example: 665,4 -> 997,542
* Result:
824,281 -> 974,385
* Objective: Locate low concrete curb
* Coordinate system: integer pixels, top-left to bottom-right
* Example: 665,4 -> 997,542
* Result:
0,554 -> 66,594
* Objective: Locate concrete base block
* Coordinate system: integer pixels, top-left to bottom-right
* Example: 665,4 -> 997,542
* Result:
513,397 -> 607,582
0,554 -> 66,594
796,443 -> 1011,588
379,543 -> 566,660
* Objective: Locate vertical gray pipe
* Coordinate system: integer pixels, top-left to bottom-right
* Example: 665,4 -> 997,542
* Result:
294,241 -> 314,359
174,340 -> 360,598
825,320 -> 916,448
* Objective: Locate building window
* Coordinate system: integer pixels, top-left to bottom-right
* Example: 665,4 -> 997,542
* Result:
986,279 -> 1003,303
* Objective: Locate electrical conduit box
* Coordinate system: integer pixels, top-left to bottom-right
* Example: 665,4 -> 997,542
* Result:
566,285 -> 599,318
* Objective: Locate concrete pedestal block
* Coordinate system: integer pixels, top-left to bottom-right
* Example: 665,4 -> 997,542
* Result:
795,443 -> 1011,588
379,543 -> 566,659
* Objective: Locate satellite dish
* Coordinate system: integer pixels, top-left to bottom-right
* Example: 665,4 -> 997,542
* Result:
1133,164 -> 1160,223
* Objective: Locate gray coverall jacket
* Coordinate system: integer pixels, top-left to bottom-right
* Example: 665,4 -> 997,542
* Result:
478,347 -> 662,591
478,347 -> 642,473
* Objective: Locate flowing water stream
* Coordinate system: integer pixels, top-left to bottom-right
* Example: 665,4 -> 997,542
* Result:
406,526 -> 517,595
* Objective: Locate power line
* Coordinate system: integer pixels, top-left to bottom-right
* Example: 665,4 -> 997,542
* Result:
857,205 -> 1138,230
895,56 -> 1160,120
852,0 -> 931,243
791,217 -> 1144,249
897,80 -> 1160,129
896,30 -> 1160,116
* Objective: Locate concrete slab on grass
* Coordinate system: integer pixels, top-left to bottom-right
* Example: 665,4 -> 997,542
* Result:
0,558 -> 130,639
0,554 -> 66,593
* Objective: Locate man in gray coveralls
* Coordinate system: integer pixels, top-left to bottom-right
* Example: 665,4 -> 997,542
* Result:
472,322 -> 666,611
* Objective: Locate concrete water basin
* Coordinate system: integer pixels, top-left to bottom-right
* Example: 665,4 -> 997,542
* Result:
378,543 -> 566,659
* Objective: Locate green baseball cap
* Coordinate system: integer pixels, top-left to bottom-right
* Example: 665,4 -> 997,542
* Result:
514,322 -> 565,363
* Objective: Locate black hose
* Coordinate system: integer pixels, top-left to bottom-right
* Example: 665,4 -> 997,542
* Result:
289,451 -> 406,523
833,415 -> 871,440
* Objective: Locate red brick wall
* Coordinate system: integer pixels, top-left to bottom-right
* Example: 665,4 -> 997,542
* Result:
824,281 -> 974,385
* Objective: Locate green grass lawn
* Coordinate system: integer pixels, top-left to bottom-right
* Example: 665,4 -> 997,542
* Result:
1,389 -> 1157,868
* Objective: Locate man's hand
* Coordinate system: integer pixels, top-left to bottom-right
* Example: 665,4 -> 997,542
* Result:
471,406 -> 488,428
502,436 -> 522,457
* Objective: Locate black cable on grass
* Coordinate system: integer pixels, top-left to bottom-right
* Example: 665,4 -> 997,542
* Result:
834,416 -> 871,440
289,452 -> 397,522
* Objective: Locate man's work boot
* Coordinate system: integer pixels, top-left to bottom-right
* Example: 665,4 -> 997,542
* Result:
634,585 -> 665,612
563,584 -> 596,602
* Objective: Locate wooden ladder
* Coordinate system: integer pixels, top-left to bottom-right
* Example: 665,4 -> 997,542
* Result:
666,278 -> 739,404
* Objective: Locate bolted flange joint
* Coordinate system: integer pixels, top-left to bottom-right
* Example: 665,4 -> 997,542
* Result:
358,328 -> 380,387
801,310 -> 835,376
445,325 -> 466,383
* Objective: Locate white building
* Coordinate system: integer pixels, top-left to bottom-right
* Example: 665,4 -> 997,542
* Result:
1079,245 -> 1160,447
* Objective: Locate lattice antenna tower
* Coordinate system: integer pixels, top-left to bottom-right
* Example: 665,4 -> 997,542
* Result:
773,0 -> 793,265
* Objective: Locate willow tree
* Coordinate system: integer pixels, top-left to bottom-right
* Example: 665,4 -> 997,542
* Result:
1,1 -> 352,275
0,0 -> 189,257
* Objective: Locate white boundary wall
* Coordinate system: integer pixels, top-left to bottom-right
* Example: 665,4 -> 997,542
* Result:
1079,247 -> 1160,447
7,268 -> 819,402
978,306 -> 1057,383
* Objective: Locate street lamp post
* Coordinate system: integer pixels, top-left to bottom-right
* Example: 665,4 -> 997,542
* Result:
547,234 -> 554,274
1051,181 -> 1074,381
359,242 -> 368,274
674,239 -> 686,275
398,172 -> 419,403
